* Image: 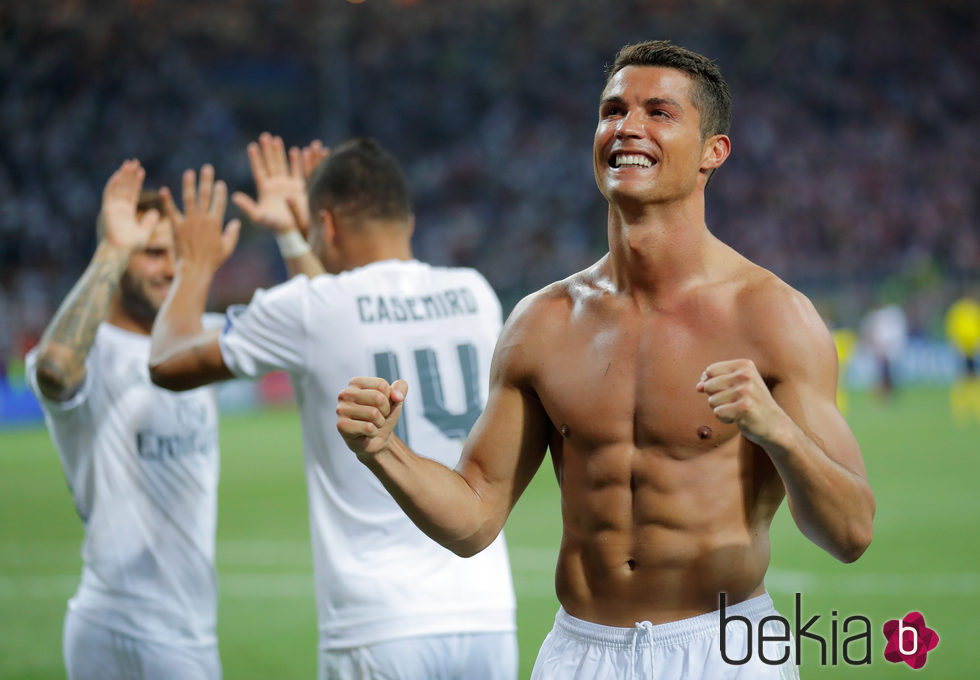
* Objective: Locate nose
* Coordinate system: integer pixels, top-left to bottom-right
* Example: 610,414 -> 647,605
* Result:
161,250 -> 176,279
616,110 -> 644,139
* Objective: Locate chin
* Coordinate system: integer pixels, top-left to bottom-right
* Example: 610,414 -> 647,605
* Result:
606,185 -> 654,206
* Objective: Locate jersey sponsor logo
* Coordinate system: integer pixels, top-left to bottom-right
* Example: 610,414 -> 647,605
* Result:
356,288 -> 479,324
176,401 -> 209,429
136,428 -> 217,461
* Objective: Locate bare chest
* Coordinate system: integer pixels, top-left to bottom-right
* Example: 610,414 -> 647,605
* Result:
534,301 -> 766,453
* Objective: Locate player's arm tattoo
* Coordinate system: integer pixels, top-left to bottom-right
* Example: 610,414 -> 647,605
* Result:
35,245 -> 129,401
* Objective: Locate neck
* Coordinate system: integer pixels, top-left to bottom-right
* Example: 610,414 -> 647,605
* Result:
107,296 -> 154,335
343,236 -> 414,271
605,193 -> 716,302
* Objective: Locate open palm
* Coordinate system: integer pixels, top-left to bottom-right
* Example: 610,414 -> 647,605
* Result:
100,159 -> 159,251
233,132 -> 319,235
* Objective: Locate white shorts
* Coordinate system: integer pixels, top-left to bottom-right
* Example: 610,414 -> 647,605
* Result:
319,631 -> 517,680
63,608 -> 221,680
531,593 -> 800,680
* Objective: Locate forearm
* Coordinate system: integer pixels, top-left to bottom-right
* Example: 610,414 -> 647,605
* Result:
360,437 -> 503,557
764,422 -> 875,563
35,242 -> 129,400
284,251 -> 325,278
149,263 -> 220,390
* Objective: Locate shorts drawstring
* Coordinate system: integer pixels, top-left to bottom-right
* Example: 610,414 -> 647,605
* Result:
630,620 -> 655,679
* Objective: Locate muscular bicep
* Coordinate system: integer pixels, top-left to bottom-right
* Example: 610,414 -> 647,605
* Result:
149,328 -> 233,391
758,289 -> 875,561
453,294 -> 557,532
455,376 -> 551,534
770,317 -> 868,480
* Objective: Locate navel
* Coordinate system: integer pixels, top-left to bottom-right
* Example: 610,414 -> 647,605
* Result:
697,425 -> 713,440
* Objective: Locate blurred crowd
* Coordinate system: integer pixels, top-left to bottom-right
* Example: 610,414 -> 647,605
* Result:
1,0 -> 978,371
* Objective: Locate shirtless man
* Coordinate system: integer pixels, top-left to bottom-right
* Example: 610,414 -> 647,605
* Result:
337,40 -> 875,678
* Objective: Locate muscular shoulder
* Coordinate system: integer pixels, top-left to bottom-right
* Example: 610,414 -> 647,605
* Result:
505,262 -> 604,339
491,266 -> 597,385
734,265 -> 836,382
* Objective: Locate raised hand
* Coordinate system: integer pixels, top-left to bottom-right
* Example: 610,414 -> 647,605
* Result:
160,165 -> 241,275
288,139 -> 330,236
337,377 -> 409,460
99,159 -> 159,252
299,139 -> 329,181
232,132 -> 327,237
697,359 -> 788,447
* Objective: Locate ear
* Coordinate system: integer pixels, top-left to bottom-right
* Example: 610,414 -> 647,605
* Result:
700,134 -> 731,174
405,215 -> 416,239
319,208 -> 337,246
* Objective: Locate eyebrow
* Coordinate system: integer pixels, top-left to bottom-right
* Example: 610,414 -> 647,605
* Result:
600,94 -> 684,108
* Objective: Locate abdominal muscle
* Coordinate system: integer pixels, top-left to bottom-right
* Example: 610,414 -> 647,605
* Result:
552,439 -> 779,627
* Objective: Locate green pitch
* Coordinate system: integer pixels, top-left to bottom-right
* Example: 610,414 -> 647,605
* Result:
1,386 -> 977,678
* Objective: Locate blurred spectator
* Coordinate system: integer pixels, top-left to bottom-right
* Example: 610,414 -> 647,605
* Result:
1,0 -> 978,371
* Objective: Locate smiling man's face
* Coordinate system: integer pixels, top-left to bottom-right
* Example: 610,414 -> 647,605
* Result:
119,217 -> 175,324
593,65 -> 713,208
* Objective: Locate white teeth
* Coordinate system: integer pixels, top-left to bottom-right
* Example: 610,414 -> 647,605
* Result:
614,154 -> 653,168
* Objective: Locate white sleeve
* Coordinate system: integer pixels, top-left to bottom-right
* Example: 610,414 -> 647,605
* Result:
25,346 -> 97,515
218,276 -> 310,378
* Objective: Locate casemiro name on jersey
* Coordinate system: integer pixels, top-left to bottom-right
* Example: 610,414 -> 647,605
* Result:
356,287 -> 480,324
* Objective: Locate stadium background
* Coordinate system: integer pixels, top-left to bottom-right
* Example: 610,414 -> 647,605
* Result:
1,0 -> 978,677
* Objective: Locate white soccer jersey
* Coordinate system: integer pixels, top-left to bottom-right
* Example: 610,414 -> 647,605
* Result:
27,321 -> 221,646
219,259 -> 516,649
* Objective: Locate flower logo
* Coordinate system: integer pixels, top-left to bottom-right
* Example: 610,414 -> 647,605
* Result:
883,612 -> 939,669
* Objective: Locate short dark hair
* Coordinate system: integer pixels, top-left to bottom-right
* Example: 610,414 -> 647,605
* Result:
308,138 -> 413,223
137,189 -> 165,216
96,189 -> 164,241
606,40 -> 731,140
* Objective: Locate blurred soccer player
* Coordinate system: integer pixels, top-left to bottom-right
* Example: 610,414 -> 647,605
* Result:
337,40 -> 875,679
26,161 -> 232,679
945,293 -> 980,425
149,139 -> 517,680
859,301 -> 908,402
831,326 -> 858,415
